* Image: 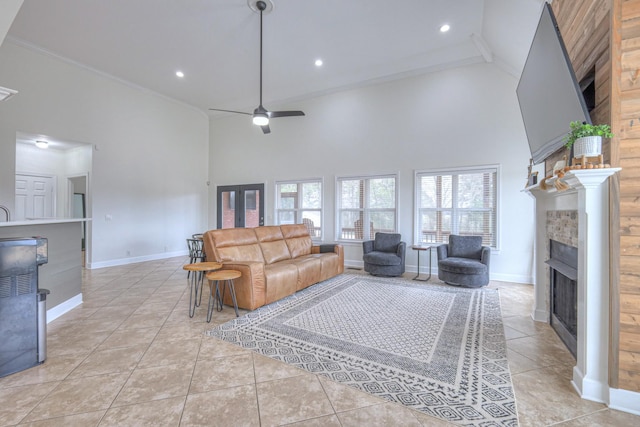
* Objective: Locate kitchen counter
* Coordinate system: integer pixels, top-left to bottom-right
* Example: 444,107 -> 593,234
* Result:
0,219 -> 89,321
0,218 -> 90,227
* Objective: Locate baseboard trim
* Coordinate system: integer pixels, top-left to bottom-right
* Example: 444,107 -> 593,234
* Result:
87,250 -> 188,269
347,260 -> 533,285
47,293 -> 83,323
609,388 -> 640,416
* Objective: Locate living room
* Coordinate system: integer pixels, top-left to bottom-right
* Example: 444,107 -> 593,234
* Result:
1,0 -> 639,425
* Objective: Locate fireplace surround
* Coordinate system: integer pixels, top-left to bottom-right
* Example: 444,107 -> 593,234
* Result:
526,168 -> 620,405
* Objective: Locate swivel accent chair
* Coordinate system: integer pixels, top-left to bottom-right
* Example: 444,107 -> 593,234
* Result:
437,235 -> 490,288
362,232 -> 406,277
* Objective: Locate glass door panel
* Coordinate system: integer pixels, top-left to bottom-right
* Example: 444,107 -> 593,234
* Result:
219,190 -> 237,229
217,184 -> 264,229
244,189 -> 261,228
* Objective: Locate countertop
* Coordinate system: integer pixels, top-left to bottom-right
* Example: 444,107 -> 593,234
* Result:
0,218 -> 91,227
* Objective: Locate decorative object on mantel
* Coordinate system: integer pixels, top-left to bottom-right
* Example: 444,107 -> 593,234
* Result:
539,155 -> 570,191
532,167 -> 621,194
564,121 -> 614,168
526,158 -> 539,187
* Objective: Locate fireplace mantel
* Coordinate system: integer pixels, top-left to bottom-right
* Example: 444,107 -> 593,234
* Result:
525,167 -> 620,405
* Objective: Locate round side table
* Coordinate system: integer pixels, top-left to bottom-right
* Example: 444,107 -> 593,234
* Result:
182,262 -> 222,318
205,269 -> 242,322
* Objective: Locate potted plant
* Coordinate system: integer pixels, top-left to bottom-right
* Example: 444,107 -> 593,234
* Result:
564,121 -> 613,157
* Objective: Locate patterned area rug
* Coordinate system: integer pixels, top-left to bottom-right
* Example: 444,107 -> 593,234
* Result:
207,274 -> 518,426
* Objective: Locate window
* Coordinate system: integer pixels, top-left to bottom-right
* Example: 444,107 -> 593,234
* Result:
415,166 -> 498,248
337,174 -> 397,241
275,179 -> 323,239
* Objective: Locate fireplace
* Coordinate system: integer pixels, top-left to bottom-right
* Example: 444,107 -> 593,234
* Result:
546,239 -> 577,358
526,168 -> 620,405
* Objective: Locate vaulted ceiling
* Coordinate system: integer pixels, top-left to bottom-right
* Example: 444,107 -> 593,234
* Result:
6,0 -> 546,114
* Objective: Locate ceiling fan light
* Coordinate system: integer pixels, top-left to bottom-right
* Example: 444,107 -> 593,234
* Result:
253,114 -> 269,126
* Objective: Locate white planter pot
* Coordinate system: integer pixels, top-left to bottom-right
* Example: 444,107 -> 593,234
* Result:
573,136 -> 602,157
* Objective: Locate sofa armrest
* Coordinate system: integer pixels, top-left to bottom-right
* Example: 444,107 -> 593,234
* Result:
362,240 -> 374,254
396,241 -> 406,262
312,244 -> 344,259
216,261 -> 266,310
436,244 -> 449,261
314,244 -> 337,254
480,246 -> 491,267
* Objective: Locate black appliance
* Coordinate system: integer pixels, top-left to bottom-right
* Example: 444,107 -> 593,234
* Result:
0,237 -> 49,377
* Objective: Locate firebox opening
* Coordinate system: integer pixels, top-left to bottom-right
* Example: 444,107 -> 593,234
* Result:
546,239 -> 578,358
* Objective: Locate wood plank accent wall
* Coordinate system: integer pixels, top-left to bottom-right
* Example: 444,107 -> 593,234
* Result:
551,0 -> 640,393
545,0 -> 611,177
616,0 -> 640,392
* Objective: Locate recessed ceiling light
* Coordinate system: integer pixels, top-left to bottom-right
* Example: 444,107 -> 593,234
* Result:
176,71 -> 185,78
315,59 -> 323,67
440,24 -> 450,33
35,140 -> 48,149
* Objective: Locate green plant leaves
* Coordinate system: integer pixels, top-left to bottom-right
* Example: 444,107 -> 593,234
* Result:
564,121 -> 614,148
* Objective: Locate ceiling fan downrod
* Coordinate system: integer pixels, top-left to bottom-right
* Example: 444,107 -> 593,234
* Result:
253,0 -> 268,126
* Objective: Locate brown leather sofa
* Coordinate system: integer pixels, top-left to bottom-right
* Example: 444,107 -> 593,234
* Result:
202,224 -> 344,310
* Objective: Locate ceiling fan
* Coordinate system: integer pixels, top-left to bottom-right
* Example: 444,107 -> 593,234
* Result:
209,0 -> 305,134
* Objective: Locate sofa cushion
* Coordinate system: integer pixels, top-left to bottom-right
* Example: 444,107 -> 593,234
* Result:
439,257 -> 487,275
264,263 -> 299,304
285,256 -> 322,290
374,233 -> 401,252
205,228 -> 265,263
281,224 -> 312,258
255,226 -> 292,264
363,251 -> 402,266
448,235 -> 483,259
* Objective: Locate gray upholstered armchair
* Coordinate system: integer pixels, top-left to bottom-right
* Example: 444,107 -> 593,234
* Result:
362,233 -> 406,277
437,235 -> 490,288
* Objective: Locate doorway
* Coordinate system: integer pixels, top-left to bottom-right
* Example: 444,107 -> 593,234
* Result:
217,184 -> 264,229
68,175 -> 89,266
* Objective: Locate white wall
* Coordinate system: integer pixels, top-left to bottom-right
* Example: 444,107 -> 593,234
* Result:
0,41 -> 210,267
209,63 -> 535,283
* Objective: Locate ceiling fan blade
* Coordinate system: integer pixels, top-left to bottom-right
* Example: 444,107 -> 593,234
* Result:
208,108 -> 252,116
261,124 -> 271,134
268,110 -> 305,118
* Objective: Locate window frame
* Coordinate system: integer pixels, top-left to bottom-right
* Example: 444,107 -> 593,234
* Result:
413,165 -> 500,249
335,173 -> 399,243
274,178 -> 324,241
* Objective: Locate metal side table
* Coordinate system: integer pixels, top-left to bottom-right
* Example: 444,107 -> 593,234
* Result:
182,262 -> 222,317
411,245 -> 433,281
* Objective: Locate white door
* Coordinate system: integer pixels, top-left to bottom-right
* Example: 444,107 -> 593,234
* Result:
15,174 -> 55,220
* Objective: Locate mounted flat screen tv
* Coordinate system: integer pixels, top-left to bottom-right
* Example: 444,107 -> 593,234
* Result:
516,3 -> 591,165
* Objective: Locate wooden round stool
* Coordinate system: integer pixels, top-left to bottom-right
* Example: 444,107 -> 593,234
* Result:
205,269 -> 241,321
182,262 -> 221,318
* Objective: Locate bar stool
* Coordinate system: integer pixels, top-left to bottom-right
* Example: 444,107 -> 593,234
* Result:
182,262 -> 221,318
186,238 -> 206,278
205,269 -> 241,322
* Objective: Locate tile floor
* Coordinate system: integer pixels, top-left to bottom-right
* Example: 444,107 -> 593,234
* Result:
1,257 -> 639,426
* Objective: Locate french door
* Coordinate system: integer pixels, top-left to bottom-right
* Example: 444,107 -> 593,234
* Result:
217,184 -> 264,229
